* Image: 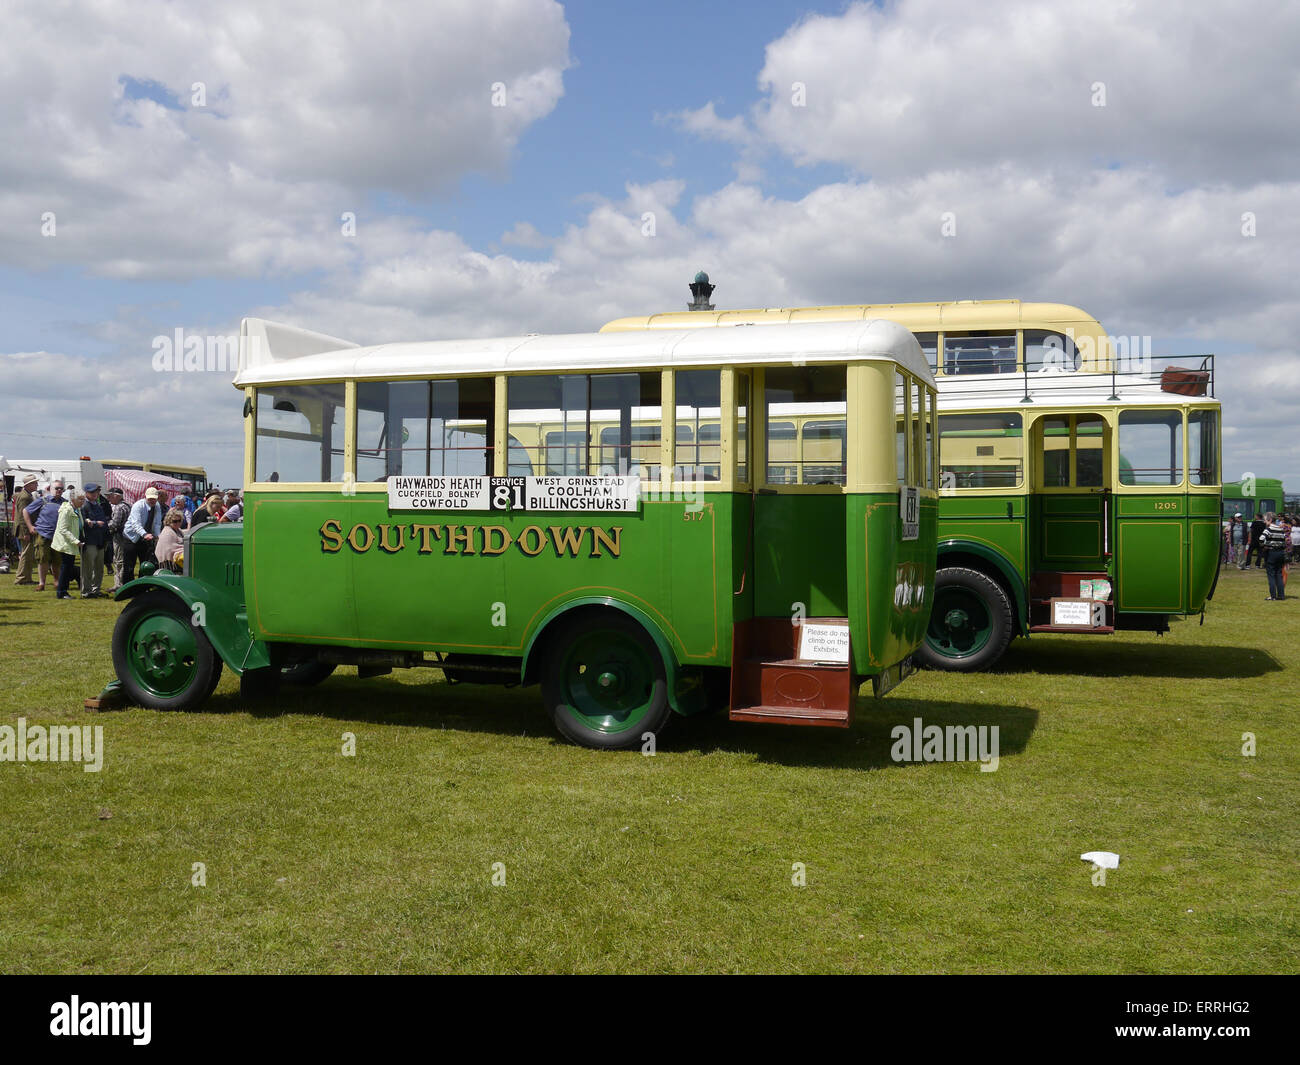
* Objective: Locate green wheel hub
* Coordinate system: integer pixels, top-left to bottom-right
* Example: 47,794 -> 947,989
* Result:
125,610 -> 200,699
557,630 -> 656,735
927,587 -> 993,659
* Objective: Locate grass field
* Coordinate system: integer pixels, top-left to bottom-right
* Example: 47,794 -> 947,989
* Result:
0,564 -> 1296,974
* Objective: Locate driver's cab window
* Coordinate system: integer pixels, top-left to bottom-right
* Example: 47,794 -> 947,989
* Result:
254,383 -> 346,483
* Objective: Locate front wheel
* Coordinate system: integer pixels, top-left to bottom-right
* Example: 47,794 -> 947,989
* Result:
542,613 -> 672,750
112,594 -> 219,710
916,567 -> 1014,672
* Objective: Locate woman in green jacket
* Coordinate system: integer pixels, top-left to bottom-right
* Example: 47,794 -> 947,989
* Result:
51,490 -> 85,600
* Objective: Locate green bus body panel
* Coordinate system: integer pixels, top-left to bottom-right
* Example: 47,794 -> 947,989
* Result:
243,493 -> 738,668
1036,494 -> 1106,568
1116,519 -> 1185,611
113,572 -> 270,674
845,494 -> 936,674
753,494 -> 847,617
1113,492 -> 1220,614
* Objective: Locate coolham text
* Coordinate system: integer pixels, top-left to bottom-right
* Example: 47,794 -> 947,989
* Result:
320,520 -> 623,558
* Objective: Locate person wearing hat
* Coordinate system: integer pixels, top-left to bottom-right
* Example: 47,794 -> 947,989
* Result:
11,472 -> 39,585
23,479 -> 67,591
123,486 -> 165,583
105,486 -> 130,588
78,483 -> 112,598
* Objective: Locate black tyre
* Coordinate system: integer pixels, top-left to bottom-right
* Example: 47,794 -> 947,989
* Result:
541,612 -> 673,750
112,594 -> 220,711
916,566 -> 1014,672
280,661 -> 336,687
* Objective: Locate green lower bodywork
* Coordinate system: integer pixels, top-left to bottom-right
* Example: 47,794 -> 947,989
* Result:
936,489 -> 1221,630
120,489 -> 936,713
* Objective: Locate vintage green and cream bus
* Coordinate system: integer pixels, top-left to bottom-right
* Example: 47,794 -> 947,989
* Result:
604,300 -> 1223,671
111,319 -> 938,748
1221,477 -> 1286,520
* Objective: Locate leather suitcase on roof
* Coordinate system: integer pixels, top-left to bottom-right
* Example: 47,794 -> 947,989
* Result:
1160,366 -> 1210,396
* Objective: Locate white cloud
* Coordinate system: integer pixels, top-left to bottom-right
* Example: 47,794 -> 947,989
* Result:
0,0 -> 570,279
728,0 -> 1300,185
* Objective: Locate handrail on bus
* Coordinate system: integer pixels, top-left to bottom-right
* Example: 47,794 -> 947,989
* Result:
927,353 -> 1215,404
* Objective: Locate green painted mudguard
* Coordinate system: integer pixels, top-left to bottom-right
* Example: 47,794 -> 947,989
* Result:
520,595 -> 695,715
113,574 -> 271,674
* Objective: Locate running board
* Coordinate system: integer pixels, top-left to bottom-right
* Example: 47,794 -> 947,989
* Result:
729,703 -> 851,727
729,618 -> 854,728
1028,571 -> 1114,633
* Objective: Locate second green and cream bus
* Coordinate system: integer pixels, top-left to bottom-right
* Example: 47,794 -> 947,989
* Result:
604,299 -> 1223,671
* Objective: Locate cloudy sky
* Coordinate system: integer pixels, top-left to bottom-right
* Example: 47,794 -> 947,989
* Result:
2,0 -> 1297,494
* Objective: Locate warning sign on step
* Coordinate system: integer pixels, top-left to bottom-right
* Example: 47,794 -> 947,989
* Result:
797,622 -> 851,663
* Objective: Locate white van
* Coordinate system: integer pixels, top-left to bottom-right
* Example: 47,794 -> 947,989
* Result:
2,456 -> 106,502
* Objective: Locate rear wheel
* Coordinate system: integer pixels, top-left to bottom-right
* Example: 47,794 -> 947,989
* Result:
112,594 -> 219,710
916,567 -> 1014,672
542,613 -> 672,750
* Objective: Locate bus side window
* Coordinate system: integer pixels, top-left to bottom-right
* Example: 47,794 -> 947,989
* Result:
1075,414 -> 1105,487
925,388 -> 935,489
943,333 -> 1016,375
675,369 -> 721,481
1118,410 -> 1182,486
1025,330 -> 1080,373
938,412 -> 1023,489
910,385 -> 926,488
508,372 -> 662,480
914,333 -> 938,374
1188,409 -> 1219,486
590,372 -> 662,479
764,365 -> 846,486
895,372 -> 909,486
354,378 -> 494,479
736,371 -> 749,484
255,383 -> 346,483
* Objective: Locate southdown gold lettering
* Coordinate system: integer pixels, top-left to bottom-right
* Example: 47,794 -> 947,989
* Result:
317,522 -> 622,559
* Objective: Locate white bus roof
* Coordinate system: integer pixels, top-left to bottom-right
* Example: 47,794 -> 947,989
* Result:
235,318 -> 934,389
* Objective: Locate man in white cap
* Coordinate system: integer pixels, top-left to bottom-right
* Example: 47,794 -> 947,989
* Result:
11,472 -> 39,585
123,486 -> 165,582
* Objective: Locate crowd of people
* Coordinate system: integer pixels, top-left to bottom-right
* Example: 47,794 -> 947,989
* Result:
1223,510 -> 1298,601
9,473 -> 244,599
